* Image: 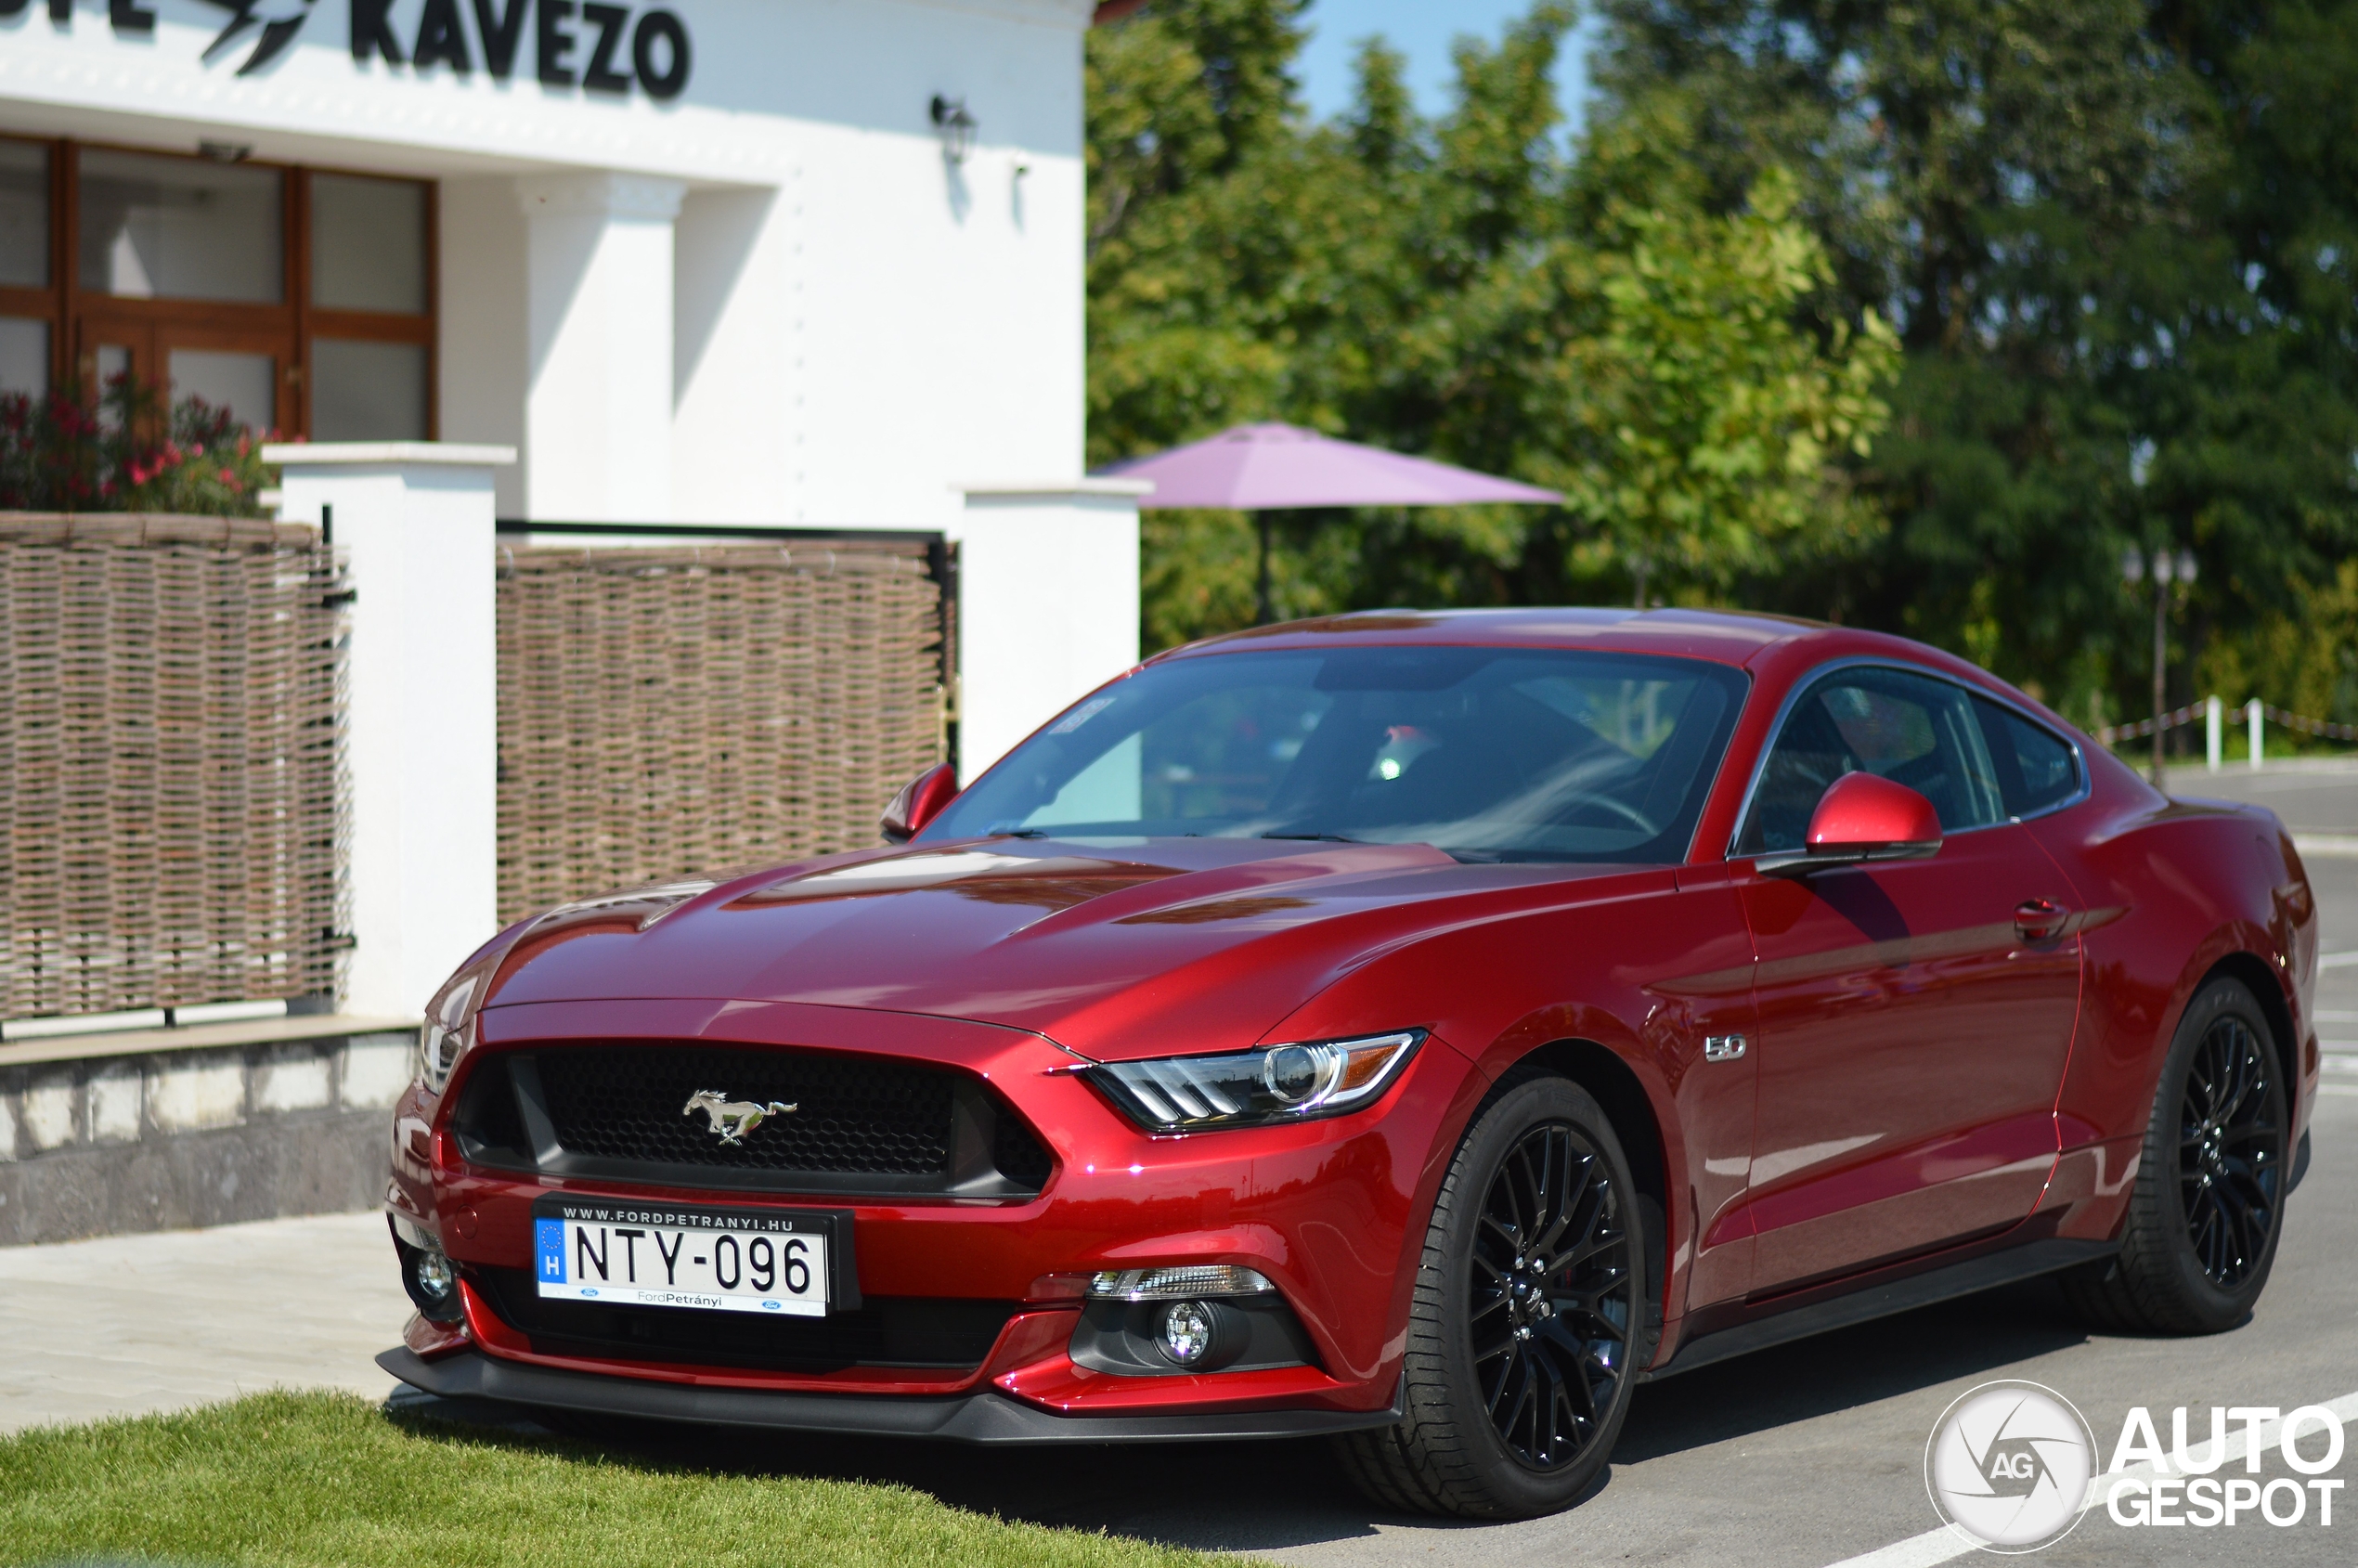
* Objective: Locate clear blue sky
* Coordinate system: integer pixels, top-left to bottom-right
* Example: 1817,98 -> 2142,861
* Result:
1293,0 -> 1594,129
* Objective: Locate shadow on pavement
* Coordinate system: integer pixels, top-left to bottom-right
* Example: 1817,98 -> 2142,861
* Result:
389,1275 -> 2091,1555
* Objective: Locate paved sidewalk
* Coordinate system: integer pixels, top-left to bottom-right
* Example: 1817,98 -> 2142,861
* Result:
0,1212 -> 407,1433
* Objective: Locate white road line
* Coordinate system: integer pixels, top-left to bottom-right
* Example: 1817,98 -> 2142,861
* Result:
1819,1391 -> 2358,1568
2317,1084 -> 2358,1096
2318,952 -> 2358,970
2316,1011 -> 2358,1024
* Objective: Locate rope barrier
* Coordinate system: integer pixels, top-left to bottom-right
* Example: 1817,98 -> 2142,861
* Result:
2098,701 -> 2358,746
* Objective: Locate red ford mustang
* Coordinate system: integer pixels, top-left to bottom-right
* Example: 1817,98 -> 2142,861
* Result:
380,609 -> 2318,1519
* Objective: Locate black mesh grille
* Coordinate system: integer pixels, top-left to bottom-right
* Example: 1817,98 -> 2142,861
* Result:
473,1267 -> 1016,1372
992,1109 -> 1054,1189
538,1045 -> 954,1175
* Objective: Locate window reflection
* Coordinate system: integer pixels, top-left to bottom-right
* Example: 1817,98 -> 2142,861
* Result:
79,149 -> 283,304
0,141 -> 46,291
311,174 -> 426,314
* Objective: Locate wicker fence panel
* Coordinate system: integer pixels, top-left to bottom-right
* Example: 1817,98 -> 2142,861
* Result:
0,514 -> 347,1020
496,542 -> 946,925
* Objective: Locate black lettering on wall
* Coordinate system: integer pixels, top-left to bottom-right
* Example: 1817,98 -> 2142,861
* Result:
536,0 -> 575,86
0,0 -> 37,19
632,9 -> 688,100
351,0 -> 404,64
47,0 -> 70,23
413,0 -> 473,72
472,0 -> 528,78
580,3 -> 629,93
109,0 -> 155,32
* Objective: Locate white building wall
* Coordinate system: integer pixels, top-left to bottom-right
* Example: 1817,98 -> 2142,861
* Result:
0,0 -> 1093,530
437,179 -> 529,520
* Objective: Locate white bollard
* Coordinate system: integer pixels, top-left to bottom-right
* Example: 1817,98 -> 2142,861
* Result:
2207,695 -> 2222,772
2249,700 -> 2264,770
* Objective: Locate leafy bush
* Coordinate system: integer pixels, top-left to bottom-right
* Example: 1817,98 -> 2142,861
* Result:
0,374 -> 273,516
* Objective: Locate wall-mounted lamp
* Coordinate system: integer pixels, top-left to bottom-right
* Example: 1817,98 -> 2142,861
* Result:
198,140 -> 254,163
930,95 -> 977,165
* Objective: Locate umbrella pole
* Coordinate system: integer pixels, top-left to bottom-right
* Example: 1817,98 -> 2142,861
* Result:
1254,512 -> 1274,626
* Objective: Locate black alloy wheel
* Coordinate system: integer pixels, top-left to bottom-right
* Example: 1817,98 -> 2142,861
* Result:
1337,1072 -> 1650,1519
1470,1121 -> 1635,1470
2065,976 -> 2290,1335
2178,1010 -> 2283,1289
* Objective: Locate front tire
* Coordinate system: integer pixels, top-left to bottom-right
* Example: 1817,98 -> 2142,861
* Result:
2064,976 -> 2289,1334
1337,1072 -> 1647,1519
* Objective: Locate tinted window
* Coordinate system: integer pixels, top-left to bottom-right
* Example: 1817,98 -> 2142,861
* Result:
1737,667 -> 2005,853
926,648 -> 1749,864
1973,698 -> 2082,818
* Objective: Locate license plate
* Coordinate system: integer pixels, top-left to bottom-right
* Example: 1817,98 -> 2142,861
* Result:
532,1197 -> 832,1317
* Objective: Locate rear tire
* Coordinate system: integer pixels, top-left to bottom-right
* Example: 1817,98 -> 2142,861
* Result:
1336,1071 -> 1648,1519
2064,976 -> 2289,1335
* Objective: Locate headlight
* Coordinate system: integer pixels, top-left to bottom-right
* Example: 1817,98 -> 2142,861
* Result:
417,947 -> 505,1095
417,972 -> 479,1095
1080,1030 -> 1422,1133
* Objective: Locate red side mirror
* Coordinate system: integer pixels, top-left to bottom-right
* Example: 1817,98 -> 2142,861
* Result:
880,762 -> 960,843
1759,772 -> 1942,877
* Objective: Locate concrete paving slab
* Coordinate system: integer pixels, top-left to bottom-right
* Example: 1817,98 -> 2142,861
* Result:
0,1211 -> 407,1433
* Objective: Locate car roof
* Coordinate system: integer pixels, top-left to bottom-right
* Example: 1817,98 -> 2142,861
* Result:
1155,607 -> 1879,671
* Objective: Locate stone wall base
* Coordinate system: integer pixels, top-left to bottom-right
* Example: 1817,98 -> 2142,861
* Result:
0,1028 -> 409,1247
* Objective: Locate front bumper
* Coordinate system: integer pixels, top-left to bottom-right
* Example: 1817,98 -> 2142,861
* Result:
390,996 -> 1478,1422
378,1346 -> 1403,1443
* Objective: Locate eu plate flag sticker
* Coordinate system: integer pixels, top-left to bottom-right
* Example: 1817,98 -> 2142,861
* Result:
537,1219 -> 566,1283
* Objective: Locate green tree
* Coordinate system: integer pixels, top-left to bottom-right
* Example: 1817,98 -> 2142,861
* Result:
1089,1 -> 1902,647
1592,0 -> 2358,730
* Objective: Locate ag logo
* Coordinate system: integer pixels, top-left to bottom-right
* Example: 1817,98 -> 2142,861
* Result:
200,0 -> 317,76
1925,1380 -> 2097,1552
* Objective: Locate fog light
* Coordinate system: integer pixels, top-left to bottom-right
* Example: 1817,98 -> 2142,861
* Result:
1160,1300 -> 1215,1366
413,1247 -> 455,1304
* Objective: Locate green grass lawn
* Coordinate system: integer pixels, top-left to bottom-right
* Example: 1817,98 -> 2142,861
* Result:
0,1392 -> 1261,1568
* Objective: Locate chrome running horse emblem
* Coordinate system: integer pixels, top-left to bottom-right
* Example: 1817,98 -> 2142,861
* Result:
682,1089 -> 797,1145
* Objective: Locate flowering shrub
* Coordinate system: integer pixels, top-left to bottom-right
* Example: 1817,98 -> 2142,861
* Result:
0,374 -> 275,516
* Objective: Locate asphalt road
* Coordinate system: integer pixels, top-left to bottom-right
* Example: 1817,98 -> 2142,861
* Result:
591,759 -> 2358,1568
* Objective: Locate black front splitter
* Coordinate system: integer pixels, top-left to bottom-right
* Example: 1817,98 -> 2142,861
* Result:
377,1347 -> 1401,1445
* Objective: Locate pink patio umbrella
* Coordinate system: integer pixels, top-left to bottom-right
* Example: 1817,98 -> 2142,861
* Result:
1097,421 -> 1561,623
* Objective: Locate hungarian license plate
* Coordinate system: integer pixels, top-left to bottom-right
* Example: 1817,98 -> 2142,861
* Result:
532,1197 -> 832,1317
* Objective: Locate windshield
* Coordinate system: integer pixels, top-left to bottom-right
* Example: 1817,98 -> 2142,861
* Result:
923,647 -> 1748,863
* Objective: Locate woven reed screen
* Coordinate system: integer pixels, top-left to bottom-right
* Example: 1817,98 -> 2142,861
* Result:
496,542 -> 947,925
0,514 -> 347,1020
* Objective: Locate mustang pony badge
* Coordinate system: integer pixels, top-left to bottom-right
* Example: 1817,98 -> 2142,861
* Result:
682,1089 -> 797,1145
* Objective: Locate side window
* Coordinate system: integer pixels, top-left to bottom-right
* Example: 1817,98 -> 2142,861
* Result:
1972,697 -> 2083,819
1737,667 -> 2007,854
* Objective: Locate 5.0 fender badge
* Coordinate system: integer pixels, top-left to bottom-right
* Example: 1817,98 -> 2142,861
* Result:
682,1089 -> 797,1145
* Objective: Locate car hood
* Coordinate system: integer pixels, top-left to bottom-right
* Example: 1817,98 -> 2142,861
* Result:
479,837 -> 1651,1060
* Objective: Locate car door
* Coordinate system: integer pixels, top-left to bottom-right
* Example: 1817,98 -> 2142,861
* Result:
1730,664 -> 2083,1294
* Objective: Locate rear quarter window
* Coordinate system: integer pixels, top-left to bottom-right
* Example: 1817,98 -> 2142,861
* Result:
1973,698 -> 2082,818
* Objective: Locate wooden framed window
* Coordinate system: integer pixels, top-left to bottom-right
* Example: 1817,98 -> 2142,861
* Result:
0,134 -> 435,441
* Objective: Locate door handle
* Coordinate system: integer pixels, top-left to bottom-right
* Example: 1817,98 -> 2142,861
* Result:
2014,899 -> 2070,940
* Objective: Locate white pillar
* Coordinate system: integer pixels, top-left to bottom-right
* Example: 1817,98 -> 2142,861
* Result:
2249,700 -> 2265,770
951,480 -> 1149,780
265,442 -> 513,1020
2206,694 -> 2223,772
516,172 -> 687,523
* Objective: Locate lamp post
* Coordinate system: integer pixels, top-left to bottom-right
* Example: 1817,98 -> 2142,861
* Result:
2121,544 -> 2197,786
